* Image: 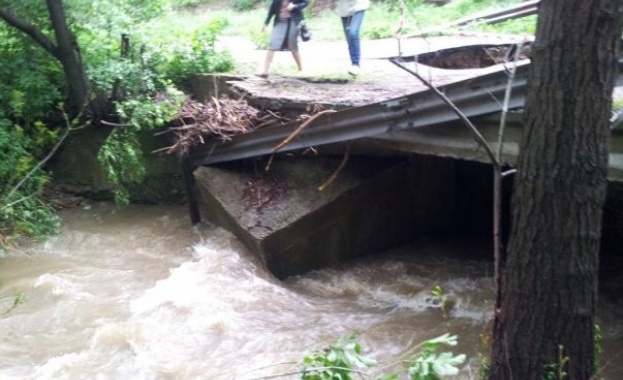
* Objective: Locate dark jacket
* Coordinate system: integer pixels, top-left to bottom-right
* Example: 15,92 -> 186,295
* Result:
264,0 -> 308,26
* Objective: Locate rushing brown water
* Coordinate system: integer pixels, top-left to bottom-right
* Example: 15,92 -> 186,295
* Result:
1,202 -> 622,379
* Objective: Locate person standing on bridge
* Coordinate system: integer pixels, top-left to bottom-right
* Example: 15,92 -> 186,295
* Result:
259,0 -> 309,78
334,0 -> 369,76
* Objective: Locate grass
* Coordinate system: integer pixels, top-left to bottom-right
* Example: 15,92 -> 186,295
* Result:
147,0 -> 536,77
169,0 -> 534,42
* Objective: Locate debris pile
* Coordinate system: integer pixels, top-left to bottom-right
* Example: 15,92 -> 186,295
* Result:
159,97 -> 291,155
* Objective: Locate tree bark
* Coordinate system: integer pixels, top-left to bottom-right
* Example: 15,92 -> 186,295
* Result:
46,0 -> 90,114
0,1 -> 91,116
489,1 -> 623,379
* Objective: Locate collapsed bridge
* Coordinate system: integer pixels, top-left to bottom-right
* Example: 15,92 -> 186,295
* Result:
181,38 -> 623,278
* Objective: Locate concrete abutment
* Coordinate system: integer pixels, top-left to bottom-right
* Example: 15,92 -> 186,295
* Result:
194,155 -> 456,278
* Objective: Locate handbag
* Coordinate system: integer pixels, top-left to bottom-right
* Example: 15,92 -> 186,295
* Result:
299,21 -> 311,42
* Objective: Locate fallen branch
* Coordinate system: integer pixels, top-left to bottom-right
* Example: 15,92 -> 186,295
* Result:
390,58 -> 498,165
390,55 -> 517,320
491,42 -> 524,311
100,120 -> 132,127
264,109 -> 337,171
158,97 -> 292,155
318,143 -> 351,192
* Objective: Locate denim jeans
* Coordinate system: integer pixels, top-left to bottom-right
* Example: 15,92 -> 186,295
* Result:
341,10 -> 366,66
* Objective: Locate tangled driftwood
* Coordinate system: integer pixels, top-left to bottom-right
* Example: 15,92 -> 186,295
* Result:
157,97 -> 291,155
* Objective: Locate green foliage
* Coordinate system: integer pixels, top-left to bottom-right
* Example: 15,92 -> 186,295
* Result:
0,0 -> 240,238
97,128 -> 146,205
429,285 -> 450,318
171,0 -> 206,8
0,27 -> 63,124
362,1 -> 405,39
116,87 -> 186,131
301,334 -> 466,380
472,15 -> 537,35
159,21 -> 235,84
407,334 -> 466,380
74,3 -> 231,203
358,0 -> 530,38
68,0 -> 170,30
232,0 -> 260,11
168,0 -> 260,11
477,353 -> 490,380
302,335 -> 377,380
98,88 -> 184,204
595,324 -> 603,374
171,0 -> 208,7
0,117 -> 60,245
250,27 -> 270,49
541,345 -> 569,380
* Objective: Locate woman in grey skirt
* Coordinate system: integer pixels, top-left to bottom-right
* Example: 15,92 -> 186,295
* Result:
259,0 -> 309,78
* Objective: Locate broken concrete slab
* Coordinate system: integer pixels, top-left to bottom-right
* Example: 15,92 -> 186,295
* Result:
194,155 -> 455,278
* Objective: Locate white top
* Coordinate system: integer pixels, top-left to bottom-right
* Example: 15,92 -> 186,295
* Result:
335,0 -> 370,17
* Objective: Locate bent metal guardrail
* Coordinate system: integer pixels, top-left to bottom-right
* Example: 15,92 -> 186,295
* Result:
182,55 -> 623,224
189,59 -> 531,167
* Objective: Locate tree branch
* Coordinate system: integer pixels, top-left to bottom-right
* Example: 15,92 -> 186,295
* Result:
264,109 -> 337,171
0,6 -> 59,58
389,57 -> 500,166
318,143 -> 350,191
389,56 -> 511,316
496,42 -> 525,162
2,108 -> 79,205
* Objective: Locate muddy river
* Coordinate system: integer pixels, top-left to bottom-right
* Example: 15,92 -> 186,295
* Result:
1,202 -> 621,379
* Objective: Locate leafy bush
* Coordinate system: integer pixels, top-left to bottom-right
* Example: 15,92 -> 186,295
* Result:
97,128 -> 146,205
80,10 -> 232,203
171,0 -> 210,7
161,23 -> 235,85
249,27 -> 270,49
0,117 -> 60,246
0,0 -> 241,240
116,88 -> 185,131
231,0 -> 259,11
98,88 -> 185,204
0,27 -> 63,124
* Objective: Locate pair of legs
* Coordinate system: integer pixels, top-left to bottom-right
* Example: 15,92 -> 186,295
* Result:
341,10 -> 366,68
262,50 -> 302,76
261,18 -> 302,76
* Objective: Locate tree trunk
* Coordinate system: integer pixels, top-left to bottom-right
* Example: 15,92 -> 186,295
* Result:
0,1 -> 92,116
46,0 -> 90,115
489,1 -> 623,379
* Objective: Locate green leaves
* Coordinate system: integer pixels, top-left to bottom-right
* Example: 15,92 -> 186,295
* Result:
160,21 -> 235,85
302,335 -> 377,380
407,334 -> 466,380
0,118 -> 60,245
97,128 -> 146,205
301,334 -> 466,380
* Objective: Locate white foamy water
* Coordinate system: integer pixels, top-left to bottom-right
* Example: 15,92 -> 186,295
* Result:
1,202 -> 622,379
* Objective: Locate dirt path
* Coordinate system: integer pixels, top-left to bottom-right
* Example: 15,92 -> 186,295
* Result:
217,33 -> 531,107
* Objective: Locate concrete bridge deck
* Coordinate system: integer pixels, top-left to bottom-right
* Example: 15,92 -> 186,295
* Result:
188,56 -> 623,182
186,39 -> 623,278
